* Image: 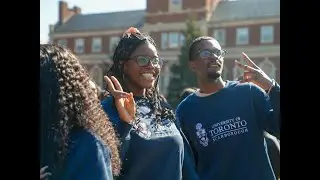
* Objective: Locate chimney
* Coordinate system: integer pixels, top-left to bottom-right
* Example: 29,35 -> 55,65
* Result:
59,1 -> 69,24
58,1 -> 81,24
73,6 -> 81,14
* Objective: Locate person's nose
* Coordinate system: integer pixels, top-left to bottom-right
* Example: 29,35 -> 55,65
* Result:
144,60 -> 156,69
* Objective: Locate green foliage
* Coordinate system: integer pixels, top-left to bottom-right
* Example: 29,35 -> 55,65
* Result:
166,17 -> 202,109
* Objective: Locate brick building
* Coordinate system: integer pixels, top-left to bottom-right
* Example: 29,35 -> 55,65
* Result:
49,0 -> 280,96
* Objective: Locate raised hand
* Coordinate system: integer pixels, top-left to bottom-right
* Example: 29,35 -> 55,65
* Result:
40,166 -> 51,180
235,52 -> 273,90
104,76 -> 136,124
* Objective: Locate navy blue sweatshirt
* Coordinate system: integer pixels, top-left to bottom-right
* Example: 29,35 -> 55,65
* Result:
176,81 -> 280,180
50,129 -> 114,180
101,96 -> 199,180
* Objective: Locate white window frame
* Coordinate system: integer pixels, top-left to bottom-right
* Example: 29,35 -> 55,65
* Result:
169,0 -> 182,12
260,25 -> 274,44
91,37 -> 102,53
74,38 -> 85,53
236,27 -> 249,45
161,32 -> 185,49
161,33 -> 168,50
109,36 -> 120,52
213,29 -> 226,46
168,32 -> 180,48
179,33 -> 185,46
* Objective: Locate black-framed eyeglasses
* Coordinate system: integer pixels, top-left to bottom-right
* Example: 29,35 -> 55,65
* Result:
130,56 -> 163,67
197,49 -> 227,60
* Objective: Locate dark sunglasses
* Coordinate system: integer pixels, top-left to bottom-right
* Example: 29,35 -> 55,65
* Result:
198,49 -> 227,59
130,56 -> 163,67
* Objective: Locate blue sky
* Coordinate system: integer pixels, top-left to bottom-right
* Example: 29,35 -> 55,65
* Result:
40,0 -> 146,43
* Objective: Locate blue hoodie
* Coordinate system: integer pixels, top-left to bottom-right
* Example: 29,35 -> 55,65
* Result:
176,81 -> 280,180
101,96 -> 199,180
53,129 -> 114,180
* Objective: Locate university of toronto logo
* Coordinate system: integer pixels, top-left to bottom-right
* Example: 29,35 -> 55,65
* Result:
195,123 -> 209,147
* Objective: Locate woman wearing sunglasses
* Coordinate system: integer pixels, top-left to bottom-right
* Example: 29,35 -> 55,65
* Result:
101,27 -> 199,180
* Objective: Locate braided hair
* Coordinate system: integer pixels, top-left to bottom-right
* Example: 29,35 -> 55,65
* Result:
107,27 -> 175,123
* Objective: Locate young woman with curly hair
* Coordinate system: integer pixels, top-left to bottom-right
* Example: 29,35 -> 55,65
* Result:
101,27 -> 199,180
40,44 -> 121,180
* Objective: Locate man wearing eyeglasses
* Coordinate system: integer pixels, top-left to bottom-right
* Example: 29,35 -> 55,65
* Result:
175,36 -> 280,180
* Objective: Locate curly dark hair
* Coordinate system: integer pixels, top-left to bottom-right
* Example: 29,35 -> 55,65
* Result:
40,44 -> 121,175
107,27 -> 175,124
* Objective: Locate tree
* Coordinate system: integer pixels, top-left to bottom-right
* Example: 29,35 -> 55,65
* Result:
166,17 -> 202,108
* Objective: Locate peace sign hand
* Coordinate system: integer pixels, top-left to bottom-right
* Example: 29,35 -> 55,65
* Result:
104,76 -> 136,124
40,166 -> 51,180
235,52 -> 273,90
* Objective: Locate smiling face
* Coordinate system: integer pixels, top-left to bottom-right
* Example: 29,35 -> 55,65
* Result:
189,39 -> 225,81
123,42 -> 161,90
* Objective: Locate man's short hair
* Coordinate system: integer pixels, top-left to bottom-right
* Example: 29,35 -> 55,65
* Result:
188,36 -> 214,61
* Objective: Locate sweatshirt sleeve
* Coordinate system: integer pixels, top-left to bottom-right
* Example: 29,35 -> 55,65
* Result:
251,82 -> 280,139
175,110 -> 200,180
101,97 -> 133,161
60,132 -> 113,180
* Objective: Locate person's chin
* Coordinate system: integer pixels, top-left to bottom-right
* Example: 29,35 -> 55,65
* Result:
207,71 -> 221,80
140,79 -> 155,89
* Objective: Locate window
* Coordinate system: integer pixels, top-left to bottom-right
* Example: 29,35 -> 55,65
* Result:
236,27 -> 249,45
260,25 -> 274,43
161,32 -> 185,49
161,33 -> 168,50
109,36 -> 120,52
169,0 -> 182,12
159,62 -> 170,95
168,32 -> 179,48
74,38 -> 85,53
91,37 -> 102,53
57,39 -> 67,47
213,29 -> 226,46
180,33 -> 185,45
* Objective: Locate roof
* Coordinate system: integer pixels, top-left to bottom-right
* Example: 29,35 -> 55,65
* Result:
53,0 -> 280,33
54,10 -> 145,33
211,0 -> 280,22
